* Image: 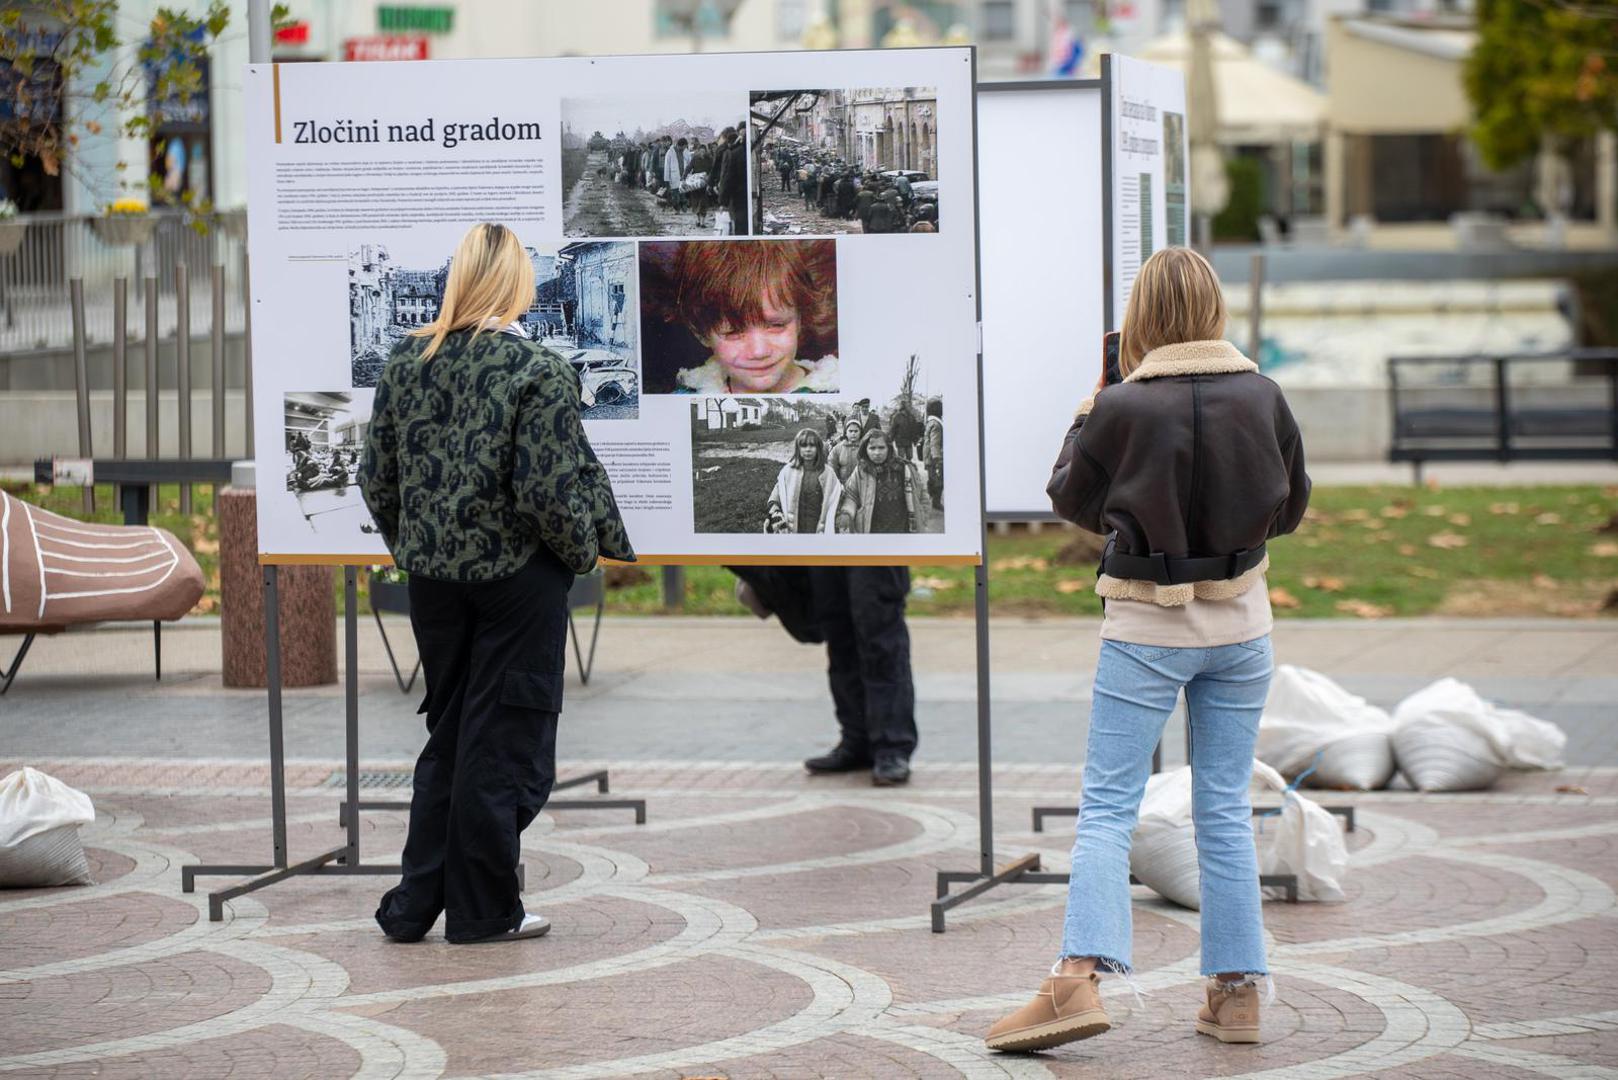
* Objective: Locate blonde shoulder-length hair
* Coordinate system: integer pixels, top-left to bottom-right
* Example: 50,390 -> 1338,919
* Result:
412,222 -> 535,360
1118,246 -> 1228,376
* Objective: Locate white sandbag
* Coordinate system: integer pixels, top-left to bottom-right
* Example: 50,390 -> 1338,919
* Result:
1258,665 -> 1395,790
1251,761 -> 1349,902
0,767 -> 96,887
1391,716 -> 1503,791
1393,678 -> 1566,771
1129,767 -> 1201,909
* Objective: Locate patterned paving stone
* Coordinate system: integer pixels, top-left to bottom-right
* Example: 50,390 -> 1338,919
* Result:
0,760 -> 1614,1078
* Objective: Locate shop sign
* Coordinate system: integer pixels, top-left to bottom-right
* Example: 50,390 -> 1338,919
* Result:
344,36 -> 430,62
377,6 -> 454,34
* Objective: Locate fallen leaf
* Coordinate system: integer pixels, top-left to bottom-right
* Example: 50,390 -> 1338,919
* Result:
991,556 -> 1049,572
913,576 -> 958,590
1379,505 -> 1409,519
1362,519 -> 1387,530
1336,599 -> 1392,619
1422,506 -> 1447,517
1303,575 -> 1346,592
1268,586 -> 1301,609
1397,544 -> 1417,556
1555,785 -> 1589,796
1591,542 -> 1618,558
1447,513 -> 1471,527
1055,579 -> 1089,594
1533,512 -> 1561,526
1489,502 -> 1519,515
1408,566 -> 1440,578
192,536 -> 219,555
1424,476 -> 1441,492
1531,573 -> 1558,590
1341,508 -> 1371,522
1428,532 -> 1469,549
191,595 -> 217,614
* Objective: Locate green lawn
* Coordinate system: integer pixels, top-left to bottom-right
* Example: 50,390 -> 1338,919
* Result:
6,482 -> 1614,620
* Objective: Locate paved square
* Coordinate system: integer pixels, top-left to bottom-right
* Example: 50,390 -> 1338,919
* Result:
2,757 -> 1614,1078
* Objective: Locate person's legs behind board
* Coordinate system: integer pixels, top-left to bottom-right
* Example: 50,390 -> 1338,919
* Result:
440,553 -> 574,944
1186,636 -> 1273,1043
846,566 -> 917,785
987,640 -> 1194,1052
803,567 -> 873,774
375,573 -> 476,942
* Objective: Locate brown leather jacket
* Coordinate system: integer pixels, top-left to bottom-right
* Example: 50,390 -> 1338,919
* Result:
1047,339 -> 1310,603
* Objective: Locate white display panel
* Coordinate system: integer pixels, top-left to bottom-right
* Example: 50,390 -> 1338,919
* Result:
245,49 -> 983,564
977,83 -> 1104,518
1106,54 -> 1189,331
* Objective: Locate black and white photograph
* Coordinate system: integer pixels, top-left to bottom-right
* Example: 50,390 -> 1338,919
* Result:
639,238 -> 839,396
284,391 -> 376,537
562,93 -> 752,237
749,88 -> 939,236
348,239 -> 641,419
1164,110 -> 1188,247
689,356 -> 943,535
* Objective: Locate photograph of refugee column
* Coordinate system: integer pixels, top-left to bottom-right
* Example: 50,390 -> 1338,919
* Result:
347,238 -> 640,419
690,355 -> 944,535
749,87 -> 938,236
284,391 -> 376,537
561,92 -> 751,237
638,238 -> 839,395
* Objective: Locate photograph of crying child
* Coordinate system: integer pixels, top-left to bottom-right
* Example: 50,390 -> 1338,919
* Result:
639,238 -> 839,395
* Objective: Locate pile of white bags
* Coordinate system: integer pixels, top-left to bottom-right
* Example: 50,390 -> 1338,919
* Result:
1259,666 -> 1567,793
0,767 -> 96,888
1128,761 -> 1348,909
1258,666 -> 1396,790
1391,677 -> 1567,792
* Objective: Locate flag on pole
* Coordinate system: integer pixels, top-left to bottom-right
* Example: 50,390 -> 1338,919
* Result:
1047,6 -> 1084,77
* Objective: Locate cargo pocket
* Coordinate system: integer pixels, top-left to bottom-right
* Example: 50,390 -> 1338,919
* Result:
500,669 -> 564,714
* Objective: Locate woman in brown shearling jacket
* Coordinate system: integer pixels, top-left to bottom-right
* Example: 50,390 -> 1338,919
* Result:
986,248 -> 1310,1055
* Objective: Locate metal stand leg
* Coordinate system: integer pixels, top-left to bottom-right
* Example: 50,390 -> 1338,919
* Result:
153,621 -> 162,681
343,767 -> 647,829
568,592 -> 605,686
1,634 -> 36,696
183,565 -> 402,921
372,607 -> 421,694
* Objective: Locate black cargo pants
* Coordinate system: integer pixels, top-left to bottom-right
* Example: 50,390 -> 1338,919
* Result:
375,553 -> 573,943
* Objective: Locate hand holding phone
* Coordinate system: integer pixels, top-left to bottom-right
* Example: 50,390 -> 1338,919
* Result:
1098,331 -> 1122,394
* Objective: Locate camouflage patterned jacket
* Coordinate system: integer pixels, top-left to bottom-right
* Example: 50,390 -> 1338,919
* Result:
360,327 -> 635,581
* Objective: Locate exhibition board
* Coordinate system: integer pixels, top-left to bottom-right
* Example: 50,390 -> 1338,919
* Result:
1103,52 -> 1191,331
244,48 -> 983,566
977,81 -> 1104,518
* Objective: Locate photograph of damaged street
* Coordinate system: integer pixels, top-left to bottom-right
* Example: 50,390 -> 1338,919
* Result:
561,92 -> 751,237
751,87 -> 940,235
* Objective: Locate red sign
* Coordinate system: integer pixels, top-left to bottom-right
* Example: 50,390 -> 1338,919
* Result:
274,21 -> 310,44
343,36 -> 429,62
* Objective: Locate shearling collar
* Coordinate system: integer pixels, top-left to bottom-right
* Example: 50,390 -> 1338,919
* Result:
1123,340 -> 1257,383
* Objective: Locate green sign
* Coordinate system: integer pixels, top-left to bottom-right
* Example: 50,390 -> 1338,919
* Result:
378,6 -> 454,33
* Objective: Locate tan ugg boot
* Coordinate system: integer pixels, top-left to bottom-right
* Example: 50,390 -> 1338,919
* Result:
985,970 -> 1110,1052
1195,978 -> 1261,1044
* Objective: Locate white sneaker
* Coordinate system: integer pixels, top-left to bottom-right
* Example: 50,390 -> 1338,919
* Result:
463,914 -> 550,944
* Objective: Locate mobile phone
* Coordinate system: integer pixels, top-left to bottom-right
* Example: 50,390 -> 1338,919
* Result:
1102,331 -> 1122,387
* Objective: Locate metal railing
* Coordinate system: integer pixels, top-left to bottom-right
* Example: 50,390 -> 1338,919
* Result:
0,210 -> 248,354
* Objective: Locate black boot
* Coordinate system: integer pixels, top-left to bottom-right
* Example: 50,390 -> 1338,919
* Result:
871,753 -> 911,786
805,742 -> 872,774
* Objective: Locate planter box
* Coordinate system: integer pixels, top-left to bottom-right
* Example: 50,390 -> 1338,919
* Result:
0,221 -> 24,257
92,215 -> 155,247
370,576 -> 412,615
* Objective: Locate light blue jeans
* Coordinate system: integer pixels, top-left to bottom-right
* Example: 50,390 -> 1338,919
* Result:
1062,636 -> 1273,977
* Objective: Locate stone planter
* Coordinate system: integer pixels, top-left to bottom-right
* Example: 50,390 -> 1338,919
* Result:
370,575 -> 411,615
0,220 -> 24,257
91,214 -> 155,247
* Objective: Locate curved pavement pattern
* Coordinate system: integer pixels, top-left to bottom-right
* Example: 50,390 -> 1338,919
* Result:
0,758 -> 1615,1079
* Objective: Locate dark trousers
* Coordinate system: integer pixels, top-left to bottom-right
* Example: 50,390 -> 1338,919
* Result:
810,567 -> 918,760
375,554 -> 573,943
